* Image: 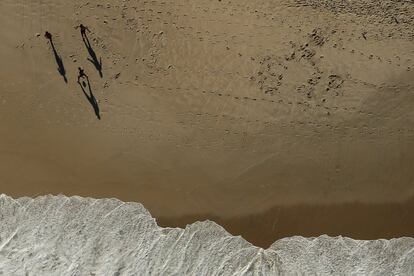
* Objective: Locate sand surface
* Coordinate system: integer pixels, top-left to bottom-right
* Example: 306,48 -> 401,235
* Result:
0,0 -> 413,247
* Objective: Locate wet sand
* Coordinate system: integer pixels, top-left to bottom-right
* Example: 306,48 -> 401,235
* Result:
1,0 -> 413,246
159,197 -> 414,248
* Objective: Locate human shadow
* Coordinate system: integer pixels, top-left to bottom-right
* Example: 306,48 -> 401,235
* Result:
77,75 -> 101,120
82,33 -> 103,78
46,37 -> 67,83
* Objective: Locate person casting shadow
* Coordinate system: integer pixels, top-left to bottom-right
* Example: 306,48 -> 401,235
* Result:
77,67 -> 101,120
45,32 -> 67,83
76,24 -> 103,78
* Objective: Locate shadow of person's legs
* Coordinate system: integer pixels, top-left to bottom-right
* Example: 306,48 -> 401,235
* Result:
78,77 -> 101,120
82,34 -> 103,78
49,40 -> 67,83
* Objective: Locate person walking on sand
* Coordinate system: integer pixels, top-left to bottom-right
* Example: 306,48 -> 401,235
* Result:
44,31 -> 68,83
77,67 -> 87,82
76,24 -> 90,38
44,31 -> 52,40
76,23 -> 103,78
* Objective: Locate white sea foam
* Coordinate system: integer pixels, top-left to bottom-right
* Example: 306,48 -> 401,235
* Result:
0,194 -> 413,275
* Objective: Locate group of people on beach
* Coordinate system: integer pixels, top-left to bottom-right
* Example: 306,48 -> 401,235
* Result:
45,24 -> 101,119
44,24 -> 95,84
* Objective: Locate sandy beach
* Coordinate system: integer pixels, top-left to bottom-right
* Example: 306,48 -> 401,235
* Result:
0,0 -> 413,247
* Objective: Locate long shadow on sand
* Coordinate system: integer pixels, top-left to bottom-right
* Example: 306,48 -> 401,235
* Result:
78,76 -> 101,120
82,33 -> 103,78
47,38 -> 67,83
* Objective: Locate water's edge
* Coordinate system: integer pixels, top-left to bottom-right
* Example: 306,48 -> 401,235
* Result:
0,194 -> 413,275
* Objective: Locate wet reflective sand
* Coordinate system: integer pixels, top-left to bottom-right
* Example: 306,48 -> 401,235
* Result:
159,198 -> 414,248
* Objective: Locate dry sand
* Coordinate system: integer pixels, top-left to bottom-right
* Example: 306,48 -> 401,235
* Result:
0,0 -> 413,247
